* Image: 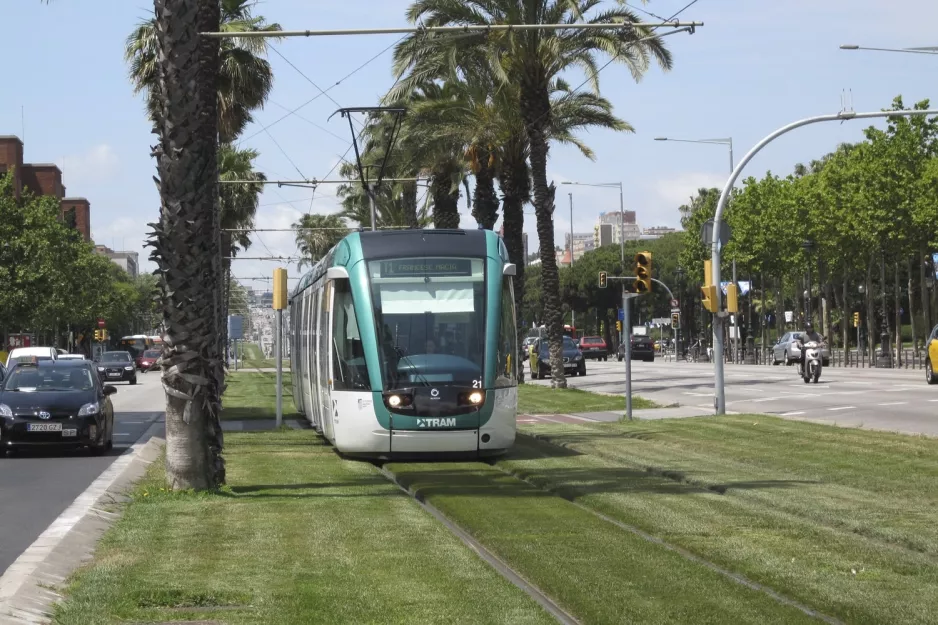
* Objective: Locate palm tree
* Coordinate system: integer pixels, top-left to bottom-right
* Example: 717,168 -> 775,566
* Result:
218,144 -> 265,347
147,0 -> 225,490
395,0 -> 671,388
294,213 -> 350,269
125,0 -> 282,142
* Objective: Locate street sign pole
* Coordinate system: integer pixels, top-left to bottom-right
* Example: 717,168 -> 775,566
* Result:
623,288 -> 632,421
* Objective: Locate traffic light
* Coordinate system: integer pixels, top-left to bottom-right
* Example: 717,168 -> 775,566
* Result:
853,312 -> 860,327
671,312 -> 680,329
616,320 -> 622,332
93,329 -> 102,342
726,283 -> 739,313
599,271 -> 608,288
633,251 -> 652,293
701,284 -> 718,313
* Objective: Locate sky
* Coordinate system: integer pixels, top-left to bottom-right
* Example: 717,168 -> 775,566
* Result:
3,0 -> 938,294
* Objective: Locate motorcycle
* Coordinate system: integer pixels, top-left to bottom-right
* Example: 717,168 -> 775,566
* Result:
800,340 -> 823,383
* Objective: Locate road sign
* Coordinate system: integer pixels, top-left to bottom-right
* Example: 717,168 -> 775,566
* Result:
671,307 -> 680,314
670,298 -> 679,308
618,308 -> 624,321
227,315 -> 244,340
97,318 -> 106,328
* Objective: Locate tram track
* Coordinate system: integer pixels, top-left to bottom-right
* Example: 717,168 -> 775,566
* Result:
371,433 -> 841,625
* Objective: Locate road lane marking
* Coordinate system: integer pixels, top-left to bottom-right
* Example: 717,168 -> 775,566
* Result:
877,402 -> 907,407
751,396 -> 787,403
827,406 -> 855,411
781,411 -> 805,416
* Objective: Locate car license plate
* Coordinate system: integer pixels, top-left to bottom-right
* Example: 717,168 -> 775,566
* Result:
589,347 -> 598,351
62,429 -> 77,437
28,423 -> 62,432
107,372 -> 121,377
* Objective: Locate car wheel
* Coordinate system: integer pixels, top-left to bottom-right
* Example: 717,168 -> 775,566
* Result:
130,377 -> 137,385
578,362 -> 587,376
784,350 -> 790,365
927,360 -> 937,385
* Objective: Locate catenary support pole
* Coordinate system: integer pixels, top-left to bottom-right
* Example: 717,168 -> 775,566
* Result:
623,291 -> 632,420
276,308 -> 283,427
709,108 -> 938,414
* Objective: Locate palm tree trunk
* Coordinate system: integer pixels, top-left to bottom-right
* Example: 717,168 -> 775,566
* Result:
150,0 -> 225,490
430,168 -> 460,229
404,179 -> 419,229
471,155 -> 499,229
499,162 -> 527,384
521,83 -> 565,389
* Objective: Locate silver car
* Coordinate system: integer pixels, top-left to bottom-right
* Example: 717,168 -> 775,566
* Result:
772,331 -> 830,365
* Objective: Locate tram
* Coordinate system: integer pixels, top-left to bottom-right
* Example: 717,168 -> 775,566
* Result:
288,228 -> 519,457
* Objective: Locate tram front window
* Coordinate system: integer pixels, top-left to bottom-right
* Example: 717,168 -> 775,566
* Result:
368,257 -> 486,390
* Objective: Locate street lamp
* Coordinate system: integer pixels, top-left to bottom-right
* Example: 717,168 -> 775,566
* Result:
656,135 -> 738,361
675,266 -> 685,358
560,180 -> 627,357
840,44 -> 938,56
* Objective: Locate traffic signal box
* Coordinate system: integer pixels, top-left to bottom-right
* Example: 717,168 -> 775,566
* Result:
633,252 -> 652,293
853,312 -> 860,327
93,329 -> 108,342
273,267 -> 288,310
701,260 -> 718,312
599,271 -> 607,288
725,283 -> 739,313
671,312 -> 680,329
616,321 -> 622,332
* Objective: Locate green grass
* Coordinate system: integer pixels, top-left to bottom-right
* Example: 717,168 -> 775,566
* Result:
221,371 -> 301,421
505,416 -> 938,625
518,382 -> 657,414
387,461 -> 817,624
239,342 -> 290,370
53,431 -> 554,625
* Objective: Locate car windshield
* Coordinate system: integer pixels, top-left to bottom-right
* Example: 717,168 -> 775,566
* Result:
540,337 -> 578,353
143,350 -> 160,358
102,352 -> 132,362
3,366 -> 96,392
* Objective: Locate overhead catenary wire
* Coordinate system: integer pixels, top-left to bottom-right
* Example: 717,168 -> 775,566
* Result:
201,22 -> 703,38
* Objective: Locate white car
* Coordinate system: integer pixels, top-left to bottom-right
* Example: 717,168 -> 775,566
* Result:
5,346 -> 58,368
58,354 -> 87,360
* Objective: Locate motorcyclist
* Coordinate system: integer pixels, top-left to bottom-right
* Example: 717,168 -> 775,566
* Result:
797,322 -> 823,374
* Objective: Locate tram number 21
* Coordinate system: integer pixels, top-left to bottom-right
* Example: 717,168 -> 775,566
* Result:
472,379 -> 482,389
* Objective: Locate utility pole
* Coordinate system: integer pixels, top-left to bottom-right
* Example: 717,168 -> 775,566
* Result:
569,192 -> 575,329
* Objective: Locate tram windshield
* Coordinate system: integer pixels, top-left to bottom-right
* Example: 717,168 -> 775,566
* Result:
368,257 -> 486,389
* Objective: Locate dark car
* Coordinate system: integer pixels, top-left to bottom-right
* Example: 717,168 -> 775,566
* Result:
617,334 -> 655,362
530,336 -> 586,378
136,349 -> 161,372
95,351 -> 138,384
579,336 -> 609,361
0,359 -> 116,454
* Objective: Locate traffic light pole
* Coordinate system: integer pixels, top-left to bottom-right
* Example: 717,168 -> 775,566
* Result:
623,288 -> 633,420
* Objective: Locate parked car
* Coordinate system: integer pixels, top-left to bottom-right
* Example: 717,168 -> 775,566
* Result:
529,336 -> 585,378
772,332 -> 830,366
618,335 -> 655,362
0,358 -> 116,454
578,336 -> 609,361
94,351 -> 138,385
136,349 -> 161,372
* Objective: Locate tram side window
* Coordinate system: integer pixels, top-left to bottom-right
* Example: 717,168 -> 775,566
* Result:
332,279 -> 371,391
496,275 -> 518,386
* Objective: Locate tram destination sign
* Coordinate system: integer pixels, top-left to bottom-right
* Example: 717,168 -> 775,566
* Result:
380,258 -> 473,278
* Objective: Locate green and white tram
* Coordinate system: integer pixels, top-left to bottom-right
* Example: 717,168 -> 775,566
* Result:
289,228 -> 519,457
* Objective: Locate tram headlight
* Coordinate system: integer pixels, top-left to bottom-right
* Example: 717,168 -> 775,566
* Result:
388,395 -> 402,408
458,390 -> 485,407
468,391 -> 483,405
383,391 -> 414,411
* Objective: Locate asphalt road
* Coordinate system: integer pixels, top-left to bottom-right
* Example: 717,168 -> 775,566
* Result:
530,357 -> 938,435
0,370 -> 165,575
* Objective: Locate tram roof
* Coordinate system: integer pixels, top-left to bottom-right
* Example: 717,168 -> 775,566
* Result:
291,228 -> 507,299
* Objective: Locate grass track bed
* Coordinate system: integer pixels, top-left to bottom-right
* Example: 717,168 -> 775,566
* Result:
385,460 -> 818,624
508,415 -> 938,624
52,431 -> 553,625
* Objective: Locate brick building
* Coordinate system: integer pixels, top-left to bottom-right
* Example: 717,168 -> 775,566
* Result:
0,135 -> 92,242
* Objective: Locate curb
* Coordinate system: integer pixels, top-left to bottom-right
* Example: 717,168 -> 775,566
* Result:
0,417 -> 165,625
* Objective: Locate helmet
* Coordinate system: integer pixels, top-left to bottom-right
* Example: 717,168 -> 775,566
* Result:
805,322 -> 814,332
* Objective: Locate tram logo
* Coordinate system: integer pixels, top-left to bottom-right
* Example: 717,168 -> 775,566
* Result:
417,417 -> 456,428
430,388 -> 440,398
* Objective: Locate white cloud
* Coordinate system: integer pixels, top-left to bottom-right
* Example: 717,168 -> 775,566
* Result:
62,144 -> 119,186
651,171 -> 727,213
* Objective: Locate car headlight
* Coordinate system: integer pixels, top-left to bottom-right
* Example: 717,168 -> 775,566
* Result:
575,353 -> 582,361
0,404 -> 12,419
97,366 -> 105,371
78,402 -> 100,417
124,366 -> 134,371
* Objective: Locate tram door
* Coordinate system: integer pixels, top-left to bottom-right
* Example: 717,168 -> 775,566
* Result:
318,281 -> 335,441
307,288 -> 322,431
